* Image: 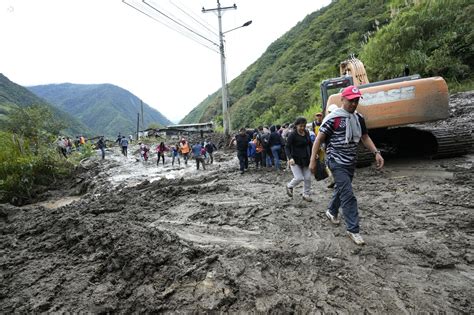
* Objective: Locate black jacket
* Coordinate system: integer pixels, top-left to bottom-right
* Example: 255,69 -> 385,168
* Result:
235,134 -> 248,153
285,131 -> 312,167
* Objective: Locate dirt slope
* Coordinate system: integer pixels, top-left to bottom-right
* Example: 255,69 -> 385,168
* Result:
1,93 -> 473,313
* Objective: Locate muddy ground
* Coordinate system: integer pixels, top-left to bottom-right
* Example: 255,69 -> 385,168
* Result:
1,92 -> 473,313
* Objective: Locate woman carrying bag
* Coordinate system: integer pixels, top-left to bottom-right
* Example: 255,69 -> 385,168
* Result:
285,117 -> 313,202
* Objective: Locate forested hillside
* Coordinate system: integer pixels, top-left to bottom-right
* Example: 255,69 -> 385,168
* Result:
28,83 -> 172,137
181,0 -> 473,128
0,74 -> 91,136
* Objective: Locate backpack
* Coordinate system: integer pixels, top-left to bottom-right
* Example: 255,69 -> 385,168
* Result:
205,143 -> 214,153
259,133 -> 270,148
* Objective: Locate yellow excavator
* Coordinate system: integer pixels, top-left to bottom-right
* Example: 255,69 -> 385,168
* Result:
320,55 -> 472,165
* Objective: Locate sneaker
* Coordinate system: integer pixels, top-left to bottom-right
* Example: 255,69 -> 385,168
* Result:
286,186 -> 293,197
302,194 -> 312,202
347,231 -> 365,245
325,210 -> 340,225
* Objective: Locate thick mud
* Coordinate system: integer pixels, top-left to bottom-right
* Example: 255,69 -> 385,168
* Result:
1,93 -> 473,313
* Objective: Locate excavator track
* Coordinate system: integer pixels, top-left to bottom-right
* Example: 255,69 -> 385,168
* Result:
358,125 -> 473,166
356,144 -> 374,167
416,126 -> 473,159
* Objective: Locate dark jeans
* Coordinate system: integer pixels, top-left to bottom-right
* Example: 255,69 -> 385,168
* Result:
261,150 -> 267,167
208,152 -> 214,164
254,152 -> 262,168
157,152 -> 165,165
270,144 -> 281,170
122,146 -> 128,156
195,156 -> 205,170
99,147 -> 105,159
327,159 -> 359,233
237,151 -> 248,171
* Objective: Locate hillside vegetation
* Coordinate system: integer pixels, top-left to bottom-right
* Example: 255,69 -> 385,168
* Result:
0,104 -> 85,205
181,0 -> 473,128
28,83 -> 172,137
0,74 -> 90,136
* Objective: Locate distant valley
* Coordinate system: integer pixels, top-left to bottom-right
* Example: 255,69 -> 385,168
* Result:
28,83 -> 172,137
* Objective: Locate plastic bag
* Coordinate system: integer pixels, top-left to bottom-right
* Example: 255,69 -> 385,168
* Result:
314,158 -> 328,181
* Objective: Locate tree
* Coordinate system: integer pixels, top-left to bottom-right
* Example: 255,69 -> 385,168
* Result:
3,105 -> 66,149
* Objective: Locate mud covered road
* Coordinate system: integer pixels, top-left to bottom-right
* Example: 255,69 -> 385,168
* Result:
1,93 -> 473,313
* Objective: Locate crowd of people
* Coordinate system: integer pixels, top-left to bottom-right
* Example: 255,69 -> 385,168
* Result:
128,137 -> 218,170
230,85 -> 384,245
57,85 -> 383,246
56,135 -> 88,158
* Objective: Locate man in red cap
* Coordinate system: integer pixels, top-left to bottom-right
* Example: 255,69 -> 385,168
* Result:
309,85 -> 384,245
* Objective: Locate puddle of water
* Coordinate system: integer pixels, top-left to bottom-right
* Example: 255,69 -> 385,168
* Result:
108,150 -> 238,187
39,196 -> 81,209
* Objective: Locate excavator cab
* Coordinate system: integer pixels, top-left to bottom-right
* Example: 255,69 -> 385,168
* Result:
320,75 -> 353,114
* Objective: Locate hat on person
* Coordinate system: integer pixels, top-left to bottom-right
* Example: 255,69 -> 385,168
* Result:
315,112 -> 323,116
327,104 -> 339,113
341,85 -> 363,100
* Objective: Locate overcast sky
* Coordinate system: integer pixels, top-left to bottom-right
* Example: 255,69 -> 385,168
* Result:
0,0 -> 331,123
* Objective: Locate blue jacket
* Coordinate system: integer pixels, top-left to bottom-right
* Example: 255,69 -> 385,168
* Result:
192,144 -> 202,157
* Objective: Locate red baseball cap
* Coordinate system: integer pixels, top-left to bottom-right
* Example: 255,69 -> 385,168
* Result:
341,85 -> 363,100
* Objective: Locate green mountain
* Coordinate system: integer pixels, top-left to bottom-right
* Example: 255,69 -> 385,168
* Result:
181,0 -> 473,128
28,83 -> 172,137
0,74 -> 91,135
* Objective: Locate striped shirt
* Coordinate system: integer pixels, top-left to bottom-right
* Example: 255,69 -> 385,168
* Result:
319,113 -> 367,166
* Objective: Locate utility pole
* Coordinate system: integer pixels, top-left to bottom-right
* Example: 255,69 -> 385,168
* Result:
202,1 -> 237,136
136,113 -> 140,141
140,99 -> 144,130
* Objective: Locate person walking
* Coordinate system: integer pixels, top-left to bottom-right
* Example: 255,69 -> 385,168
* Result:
268,125 -> 283,170
309,85 -> 384,245
204,140 -> 218,164
57,137 -> 68,158
285,117 -> 313,202
179,138 -> 191,165
65,137 -> 72,155
312,112 -> 323,134
139,142 -> 150,161
253,134 -> 263,169
171,144 -> 181,166
79,135 -> 86,152
97,136 -> 106,160
120,136 -> 129,157
192,142 -> 206,170
156,142 -> 168,165
234,128 -> 249,174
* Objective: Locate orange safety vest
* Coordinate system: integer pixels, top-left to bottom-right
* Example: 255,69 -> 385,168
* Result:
180,142 -> 190,154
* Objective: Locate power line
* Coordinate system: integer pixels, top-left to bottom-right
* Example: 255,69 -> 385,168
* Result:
122,0 -> 219,53
142,0 -> 219,48
169,0 -> 219,37
127,1 -> 219,53
150,0 -> 218,42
